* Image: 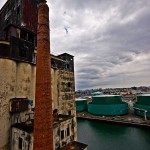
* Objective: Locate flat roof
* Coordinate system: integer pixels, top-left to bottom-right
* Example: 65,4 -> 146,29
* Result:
12,121 -> 33,133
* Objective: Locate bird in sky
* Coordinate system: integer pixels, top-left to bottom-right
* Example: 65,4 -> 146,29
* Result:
64,27 -> 69,34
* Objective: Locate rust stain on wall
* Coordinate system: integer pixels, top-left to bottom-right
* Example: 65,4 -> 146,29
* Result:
22,0 -> 38,33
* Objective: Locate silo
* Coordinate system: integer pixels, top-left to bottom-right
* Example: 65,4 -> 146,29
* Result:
76,99 -> 87,112
88,95 -> 128,116
134,94 -> 150,118
0,59 -> 16,147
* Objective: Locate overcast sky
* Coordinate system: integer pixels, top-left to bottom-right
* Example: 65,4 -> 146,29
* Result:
0,0 -> 150,90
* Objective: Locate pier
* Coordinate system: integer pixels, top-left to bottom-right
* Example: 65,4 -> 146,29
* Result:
77,111 -> 150,128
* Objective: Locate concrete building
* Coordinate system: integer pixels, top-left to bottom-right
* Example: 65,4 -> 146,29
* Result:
0,0 -> 87,150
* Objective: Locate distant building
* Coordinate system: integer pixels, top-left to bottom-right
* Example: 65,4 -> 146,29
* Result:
0,0 -> 87,150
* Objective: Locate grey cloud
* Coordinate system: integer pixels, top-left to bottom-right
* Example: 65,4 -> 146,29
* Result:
1,0 -> 150,90
49,0 -> 150,89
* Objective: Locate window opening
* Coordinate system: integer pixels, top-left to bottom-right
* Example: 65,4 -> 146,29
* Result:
28,33 -> 34,44
67,82 -> 71,88
67,127 -> 70,136
20,30 -> 27,40
17,7 -> 20,14
66,64 -> 69,69
19,46 -> 27,58
68,110 -> 72,115
19,137 -> 22,150
61,130 -> 64,140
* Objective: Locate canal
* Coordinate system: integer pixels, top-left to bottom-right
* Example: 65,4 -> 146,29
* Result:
77,119 -> 150,150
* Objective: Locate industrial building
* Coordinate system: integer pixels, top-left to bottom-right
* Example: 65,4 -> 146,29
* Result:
88,95 -> 128,116
0,0 -> 87,150
134,94 -> 150,119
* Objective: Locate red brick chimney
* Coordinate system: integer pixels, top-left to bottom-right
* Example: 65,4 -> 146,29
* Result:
33,0 -> 53,149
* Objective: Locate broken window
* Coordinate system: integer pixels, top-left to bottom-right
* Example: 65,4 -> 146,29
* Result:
66,64 -> 70,69
67,127 -> 70,136
28,33 -> 34,44
5,10 -> 11,20
19,46 -> 27,58
61,130 -> 64,140
68,110 -> 72,115
17,7 -> 20,15
67,82 -> 71,88
20,30 -> 27,40
19,137 -> 22,150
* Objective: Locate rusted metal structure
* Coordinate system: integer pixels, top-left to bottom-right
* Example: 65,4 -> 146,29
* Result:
33,0 -> 54,149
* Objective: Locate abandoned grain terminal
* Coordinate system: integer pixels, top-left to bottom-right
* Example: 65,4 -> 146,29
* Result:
0,0 -> 87,150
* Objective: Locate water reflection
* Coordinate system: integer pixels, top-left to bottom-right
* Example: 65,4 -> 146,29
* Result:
77,119 -> 150,150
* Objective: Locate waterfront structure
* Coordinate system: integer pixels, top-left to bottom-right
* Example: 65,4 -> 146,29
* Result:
88,95 -> 128,116
134,94 -> 150,119
0,0 -> 88,150
75,99 -> 87,112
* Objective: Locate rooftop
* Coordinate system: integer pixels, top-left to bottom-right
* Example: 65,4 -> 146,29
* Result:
12,120 -> 34,133
12,114 -> 74,133
60,141 -> 88,150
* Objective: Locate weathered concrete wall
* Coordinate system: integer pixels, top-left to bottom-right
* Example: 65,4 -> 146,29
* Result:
59,119 -> 73,147
11,118 -> 73,150
52,68 -> 77,144
57,70 -> 77,141
15,63 -> 36,101
0,59 -> 35,149
0,58 -> 77,149
51,69 -> 59,110
0,59 -> 16,149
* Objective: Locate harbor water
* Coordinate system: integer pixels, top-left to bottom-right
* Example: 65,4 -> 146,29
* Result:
77,119 -> 150,150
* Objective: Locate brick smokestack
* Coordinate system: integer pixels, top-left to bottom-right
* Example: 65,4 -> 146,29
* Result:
33,0 -> 53,150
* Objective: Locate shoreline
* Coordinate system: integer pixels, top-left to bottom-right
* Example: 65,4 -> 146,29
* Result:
77,112 -> 150,129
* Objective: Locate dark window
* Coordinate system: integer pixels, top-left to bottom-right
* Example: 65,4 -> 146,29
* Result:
67,82 -> 71,88
19,47 -> 27,58
17,7 -> 20,14
28,33 -> 34,44
19,137 -> 22,150
67,127 -> 70,136
68,110 -> 72,115
61,130 -> 64,140
20,30 -> 27,40
66,64 -> 69,69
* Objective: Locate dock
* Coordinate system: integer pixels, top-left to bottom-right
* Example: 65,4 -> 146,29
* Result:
77,111 -> 150,128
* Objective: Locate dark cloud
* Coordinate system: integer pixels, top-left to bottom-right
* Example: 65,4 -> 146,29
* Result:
49,0 -> 150,90
1,0 -> 150,90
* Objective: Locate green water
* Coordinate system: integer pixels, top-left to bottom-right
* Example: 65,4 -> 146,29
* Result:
77,119 -> 150,150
